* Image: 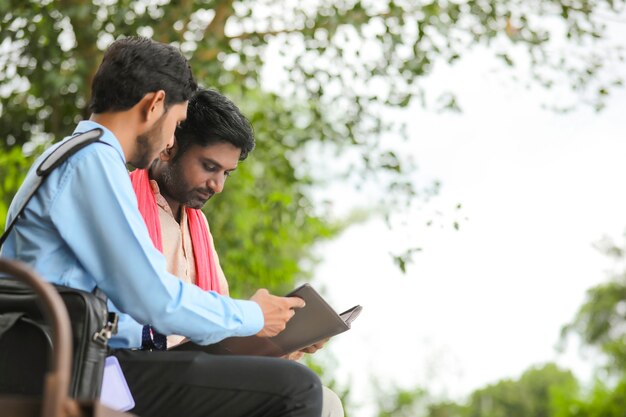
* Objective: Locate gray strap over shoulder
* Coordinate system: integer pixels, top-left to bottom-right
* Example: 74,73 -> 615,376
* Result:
0,128 -> 104,248
36,128 -> 104,176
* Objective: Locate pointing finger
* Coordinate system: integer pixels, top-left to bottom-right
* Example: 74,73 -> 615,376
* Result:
286,296 -> 306,309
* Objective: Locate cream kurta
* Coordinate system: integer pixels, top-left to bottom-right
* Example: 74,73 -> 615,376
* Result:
149,180 -> 229,346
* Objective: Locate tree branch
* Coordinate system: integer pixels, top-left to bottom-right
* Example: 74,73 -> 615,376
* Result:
204,0 -> 234,39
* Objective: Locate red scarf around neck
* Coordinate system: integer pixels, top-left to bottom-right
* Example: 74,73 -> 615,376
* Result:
130,168 -> 223,294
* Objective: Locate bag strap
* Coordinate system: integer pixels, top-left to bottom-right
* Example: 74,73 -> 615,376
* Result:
0,312 -> 26,339
0,128 -> 104,248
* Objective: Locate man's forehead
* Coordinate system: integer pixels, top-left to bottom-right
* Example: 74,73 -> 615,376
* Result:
186,142 -> 241,164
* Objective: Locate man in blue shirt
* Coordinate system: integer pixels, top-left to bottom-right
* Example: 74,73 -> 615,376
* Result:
1,37 -> 322,417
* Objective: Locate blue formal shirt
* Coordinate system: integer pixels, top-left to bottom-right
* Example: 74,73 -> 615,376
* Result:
1,120 -> 264,348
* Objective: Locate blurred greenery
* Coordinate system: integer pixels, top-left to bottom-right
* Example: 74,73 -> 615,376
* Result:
1,1 -> 626,415
464,364 -> 578,417
303,353 -> 355,417
0,146 -> 35,229
562,233 -> 626,374
376,383 -> 429,417
551,377 -> 626,417
369,235 -> 626,416
371,363 -> 619,417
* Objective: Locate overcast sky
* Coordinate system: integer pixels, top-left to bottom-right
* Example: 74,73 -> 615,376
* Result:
304,44 -> 626,415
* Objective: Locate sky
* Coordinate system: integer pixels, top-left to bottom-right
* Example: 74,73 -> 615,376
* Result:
301,44 -> 626,415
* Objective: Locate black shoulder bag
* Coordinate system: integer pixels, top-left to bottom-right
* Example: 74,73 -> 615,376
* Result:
0,128 -> 118,400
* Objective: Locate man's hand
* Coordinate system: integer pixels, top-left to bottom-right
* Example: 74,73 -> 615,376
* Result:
282,338 -> 330,362
284,351 -> 305,361
251,289 -> 305,337
299,338 -> 329,355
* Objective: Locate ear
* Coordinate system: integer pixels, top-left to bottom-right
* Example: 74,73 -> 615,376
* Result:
159,140 -> 179,162
139,90 -> 167,123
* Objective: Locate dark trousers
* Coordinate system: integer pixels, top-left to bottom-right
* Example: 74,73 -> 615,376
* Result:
113,350 -> 323,417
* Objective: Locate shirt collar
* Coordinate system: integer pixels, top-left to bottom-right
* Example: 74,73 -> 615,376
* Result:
150,179 -> 170,213
72,120 -> 126,164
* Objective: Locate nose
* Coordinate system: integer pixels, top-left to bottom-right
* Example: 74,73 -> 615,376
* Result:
207,174 -> 225,194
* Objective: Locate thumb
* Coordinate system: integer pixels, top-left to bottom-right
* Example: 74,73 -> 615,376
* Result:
287,296 -> 306,309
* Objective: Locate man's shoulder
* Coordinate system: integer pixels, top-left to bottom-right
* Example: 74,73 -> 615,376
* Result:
15,135 -> 122,203
45,124 -> 125,171
37,137 -> 128,207
38,131 -> 120,165
51,139 -> 124,179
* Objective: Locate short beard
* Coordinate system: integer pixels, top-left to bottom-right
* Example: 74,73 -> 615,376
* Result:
129,112 -> 167,169
131,134 -> 154,169
159,161 -> 214,209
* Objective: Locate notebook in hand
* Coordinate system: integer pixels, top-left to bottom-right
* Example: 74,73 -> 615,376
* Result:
169,283 -> 362,357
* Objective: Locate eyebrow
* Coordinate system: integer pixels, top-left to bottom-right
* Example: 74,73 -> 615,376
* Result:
201,157 -> 237,171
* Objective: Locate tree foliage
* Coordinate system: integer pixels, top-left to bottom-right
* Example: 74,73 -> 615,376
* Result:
1,0 -> 624,292
206,88 -> 339,296
371,363 -> 578,417
2,0 -> 624,146
552,377 -> 626,417
562,233 -> 626,373
426,401 -> 467,417
0,146 -> 35,229
465,364 -> 578,417
2,0 -> 625,291
550,233 -> 626,416
375,384 -> 429,417
369,230 -> 626,416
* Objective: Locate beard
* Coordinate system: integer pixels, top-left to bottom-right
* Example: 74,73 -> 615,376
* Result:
160,161 -> 215,209
131,113 -> 168,169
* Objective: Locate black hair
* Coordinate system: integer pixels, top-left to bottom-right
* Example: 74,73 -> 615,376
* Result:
89,37 -> 197,113
174,88 -> 255,161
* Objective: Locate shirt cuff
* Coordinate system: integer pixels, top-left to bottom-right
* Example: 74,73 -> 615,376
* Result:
108,311 -> 143,349
231,299 -> 264,337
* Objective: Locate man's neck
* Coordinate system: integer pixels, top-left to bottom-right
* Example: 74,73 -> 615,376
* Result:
90,112 -> 138,162
164,195 -> 183,224
147,164 -> 183,224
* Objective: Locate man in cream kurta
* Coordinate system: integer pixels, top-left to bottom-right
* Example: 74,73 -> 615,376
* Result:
150,178 -> 229,347
144,172 -> 344,417
135,87 -> 344,417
